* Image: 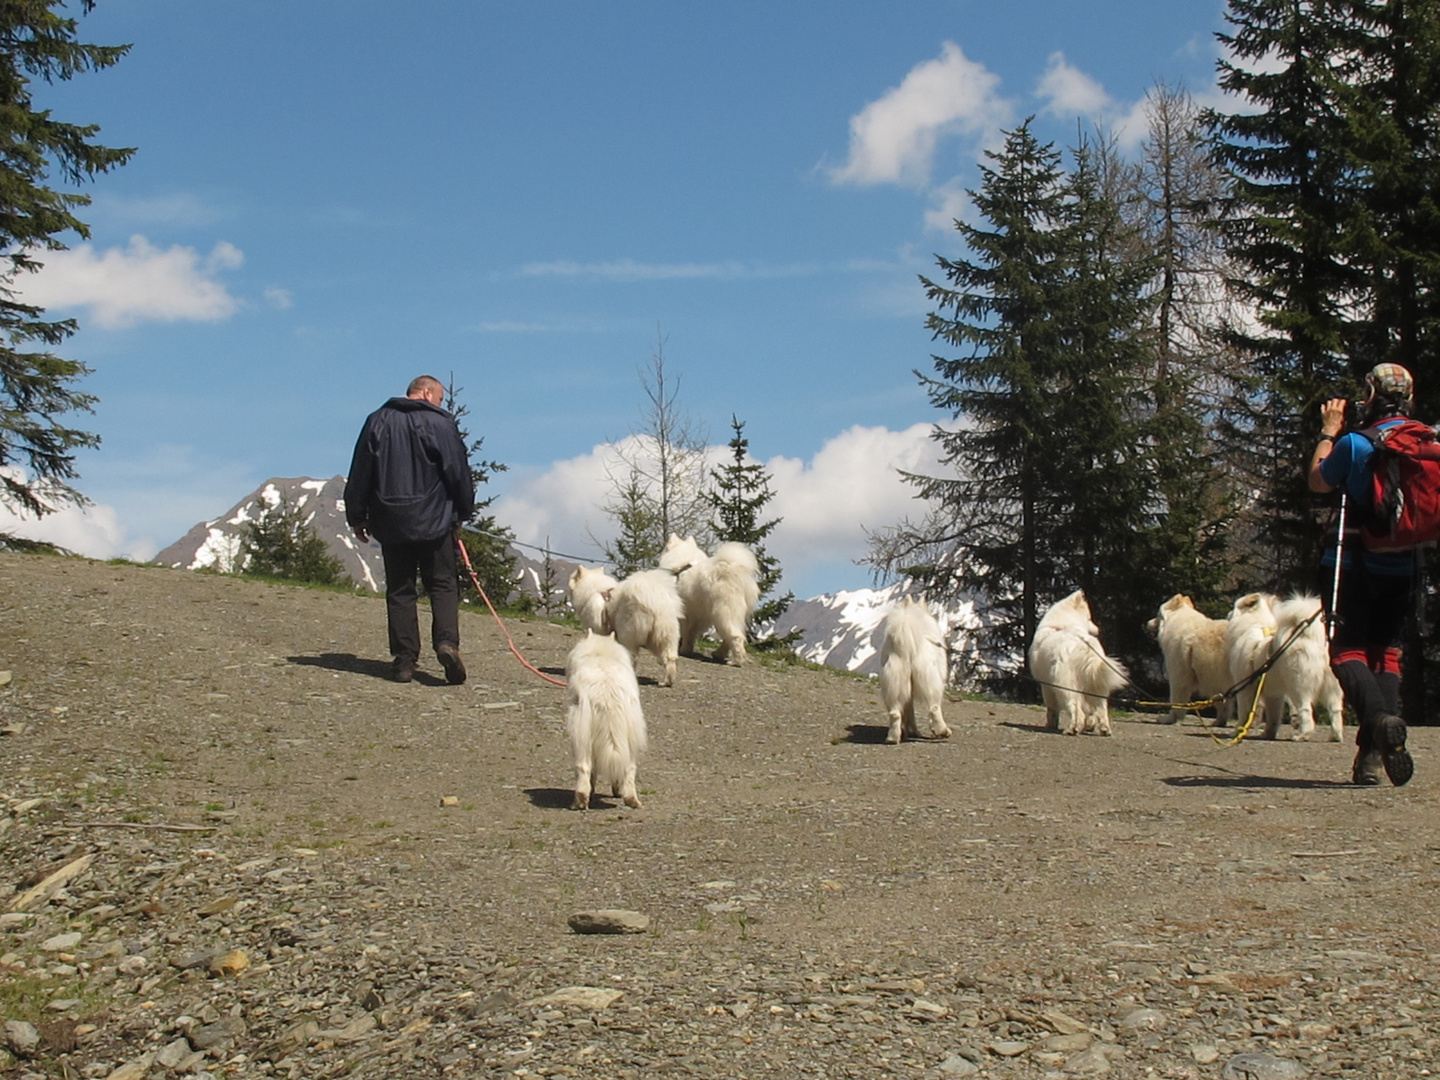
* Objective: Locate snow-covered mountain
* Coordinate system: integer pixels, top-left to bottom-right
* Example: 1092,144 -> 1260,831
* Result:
153,477 -> 983,680
152,476 -> 575,606
761,579 -> 984,679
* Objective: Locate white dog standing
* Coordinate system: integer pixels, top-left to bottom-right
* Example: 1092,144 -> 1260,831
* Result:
1224,592 -> 1278,731
1261,594 -> 1344,742
1146,594 -> 1232,727
604,568 -> 684,687
879,595 -> 952,744
565,630 -> 647,810
567,565 -> 619,635
1028,590 -> 1129,736
658,535 -> 761,665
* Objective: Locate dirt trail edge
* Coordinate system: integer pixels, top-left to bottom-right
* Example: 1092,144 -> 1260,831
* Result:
0,552 -> 1436,1079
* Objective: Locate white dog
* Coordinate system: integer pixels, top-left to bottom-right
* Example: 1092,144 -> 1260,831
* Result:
658,535 -> 761,665
567,565 -> 619,635
603,568 -> 684,687
565,630 -> 647,810
1224,592 -> 1278,731
1261,595 -> 1344,742
878,595 -> 952,744
1146,594 -> 1232,727
1028,590 -> 1129,735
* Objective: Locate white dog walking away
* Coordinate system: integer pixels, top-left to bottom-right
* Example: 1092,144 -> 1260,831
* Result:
567,565 -> 619,635
1262,594 -> 1344,742
1146,594 -> 1232,727
878,595 -> 952,744
1224,592 -> 1277,731
565,630 -> 648,810
604,568 -> 684,687
659,535 -> 761,665
1028,590 -> 1129,736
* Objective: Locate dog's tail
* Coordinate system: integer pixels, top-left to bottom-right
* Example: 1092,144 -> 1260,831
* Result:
1076,634 -> 1129,699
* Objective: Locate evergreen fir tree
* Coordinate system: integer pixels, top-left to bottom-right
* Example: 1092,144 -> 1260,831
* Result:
445,375 -> 519,607
869,120 -> 1160,689
1203,0 -> 1366,586
0,1 -> 133,527
604,467 -> 663,577
706,416 -> 795,643
239,497 -> 345,586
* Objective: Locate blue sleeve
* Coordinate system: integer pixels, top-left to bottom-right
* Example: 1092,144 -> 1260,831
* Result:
1320,432 -> 1373,501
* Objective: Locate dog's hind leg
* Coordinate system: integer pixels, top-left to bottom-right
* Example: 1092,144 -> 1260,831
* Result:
885,703 -> 906,744
572,760 -> 592,811
618,764 -> 642,809
1291,701 -> 1316,741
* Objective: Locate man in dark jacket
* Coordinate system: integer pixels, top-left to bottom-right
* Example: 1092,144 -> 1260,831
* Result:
345,375 -> 476,684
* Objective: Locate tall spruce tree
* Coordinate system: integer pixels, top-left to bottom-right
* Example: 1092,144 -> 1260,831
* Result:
869,122 -> 1154,688
0,1 -> 133,524
1204,0 -> 1365,587
706,416 -> 794,636
1206,0 -> 1440,721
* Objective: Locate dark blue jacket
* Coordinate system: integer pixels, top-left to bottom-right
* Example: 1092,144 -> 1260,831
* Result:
344,397 -> 476,545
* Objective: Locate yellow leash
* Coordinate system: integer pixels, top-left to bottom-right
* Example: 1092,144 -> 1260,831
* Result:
1210,670 -> 1266,746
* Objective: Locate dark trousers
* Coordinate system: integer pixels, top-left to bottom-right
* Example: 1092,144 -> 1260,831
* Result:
382,534 -> 460,662
1326,555 -> 1412,733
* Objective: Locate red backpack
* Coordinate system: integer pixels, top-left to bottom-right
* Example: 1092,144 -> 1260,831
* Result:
1358,418 -> 1440,551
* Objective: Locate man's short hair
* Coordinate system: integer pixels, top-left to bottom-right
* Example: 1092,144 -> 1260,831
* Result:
407,375 -> 443,397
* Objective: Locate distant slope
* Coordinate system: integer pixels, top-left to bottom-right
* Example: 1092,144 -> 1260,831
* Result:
152,476 -> 574,606
155,477 -> 983,680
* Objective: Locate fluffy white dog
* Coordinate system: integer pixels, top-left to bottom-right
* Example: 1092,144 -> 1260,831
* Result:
567,565 -> 619,635
603,568 -> 684,687
1261,594 -> 1344,742
1028,590 -> 1129,736
878,595 -> 952,744
1224,592 -> 1278,730
565,630 -> 647,810
658,535 -> 761,665
1146,594 -> 1232,727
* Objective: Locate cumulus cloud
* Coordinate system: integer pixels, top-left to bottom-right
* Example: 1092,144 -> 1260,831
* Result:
493,424 -> 943,598
0,478 -> 155,562
18,235 -> 244,329
829,41 -> 1010,187
1036,51 -> 1113,120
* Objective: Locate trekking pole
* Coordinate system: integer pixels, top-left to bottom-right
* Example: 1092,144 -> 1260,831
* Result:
1328,491 -> 1346,643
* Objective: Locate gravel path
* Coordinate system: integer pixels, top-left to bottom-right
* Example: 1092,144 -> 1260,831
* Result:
0,551 -> 1437,1079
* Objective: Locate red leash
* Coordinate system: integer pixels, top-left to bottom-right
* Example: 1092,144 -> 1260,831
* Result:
456,535 -> 567,688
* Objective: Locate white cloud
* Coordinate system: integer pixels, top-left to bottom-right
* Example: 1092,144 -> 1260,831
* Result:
264,286 -> 294,310
829,41 -> 1010,188
493,424 -> 943,598
0,478 -> 155,562
1036,51 -> 1113,120
18,235 -> 244,329
923,178 -> 974,235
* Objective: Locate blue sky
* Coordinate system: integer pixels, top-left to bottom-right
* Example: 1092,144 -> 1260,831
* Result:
5,0 -> 1232,598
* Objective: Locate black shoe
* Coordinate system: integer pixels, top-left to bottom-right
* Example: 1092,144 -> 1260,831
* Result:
391,658 -> 416,683
436,643 -> 467,686
1352,747 -> 1383,786
1375,715 -> 1414,787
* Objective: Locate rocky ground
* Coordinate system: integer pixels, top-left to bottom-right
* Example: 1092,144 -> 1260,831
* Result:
0,551 -> 1437,1080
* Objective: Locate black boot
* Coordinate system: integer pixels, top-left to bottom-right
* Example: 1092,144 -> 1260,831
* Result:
1374,714 -> 1414,787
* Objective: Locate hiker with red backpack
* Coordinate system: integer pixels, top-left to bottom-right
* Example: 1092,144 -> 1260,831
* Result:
1308,362 -> 1426,787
